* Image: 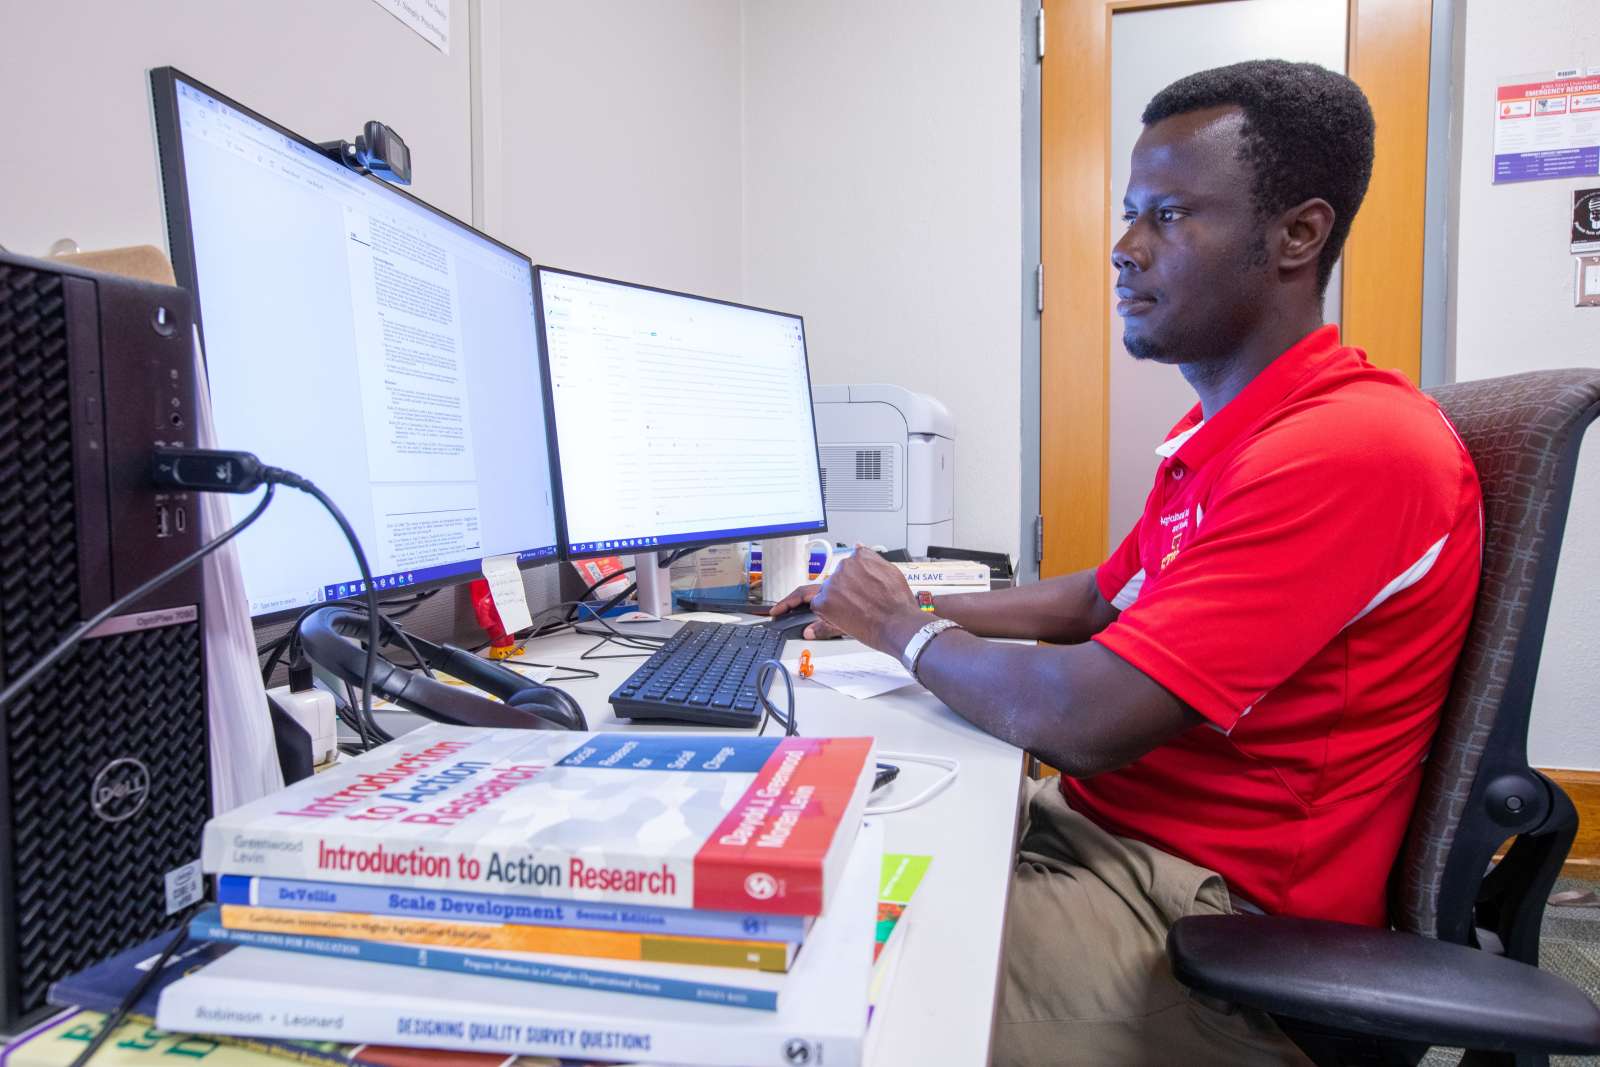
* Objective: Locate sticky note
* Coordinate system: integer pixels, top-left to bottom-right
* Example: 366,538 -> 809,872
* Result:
481,553 -> 534,633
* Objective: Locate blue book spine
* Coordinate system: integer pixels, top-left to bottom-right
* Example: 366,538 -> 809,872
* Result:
188,910 -> 778,1012
217,874 -> 808,942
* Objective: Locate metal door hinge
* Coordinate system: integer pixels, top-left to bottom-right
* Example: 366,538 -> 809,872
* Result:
1034,515 -> 1044,563
1035,263 -> 1044,314
1035,8 -> 1046,61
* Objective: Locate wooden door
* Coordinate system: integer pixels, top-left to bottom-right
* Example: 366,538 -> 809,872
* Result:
1039,0 -> 1434,578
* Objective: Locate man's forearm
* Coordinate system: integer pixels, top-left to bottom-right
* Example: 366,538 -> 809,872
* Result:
871,609 -> 1197,779
930,569 -> 1116,643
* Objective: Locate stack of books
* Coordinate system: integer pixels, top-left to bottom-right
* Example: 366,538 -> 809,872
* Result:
120,726 -> 885,1067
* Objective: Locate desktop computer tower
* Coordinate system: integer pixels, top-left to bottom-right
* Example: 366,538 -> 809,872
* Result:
0,251 -> 209,1030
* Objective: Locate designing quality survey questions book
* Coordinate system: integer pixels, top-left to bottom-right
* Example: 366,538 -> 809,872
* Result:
202,727 -> 876,915
159,823 -> 883,1067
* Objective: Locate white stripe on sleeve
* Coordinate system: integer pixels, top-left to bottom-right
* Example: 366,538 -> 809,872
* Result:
1344,535 -> 1448,629
1111,568 -> 1145,611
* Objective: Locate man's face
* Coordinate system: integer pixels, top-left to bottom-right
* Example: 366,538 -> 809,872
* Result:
1112,106 -> 1274,366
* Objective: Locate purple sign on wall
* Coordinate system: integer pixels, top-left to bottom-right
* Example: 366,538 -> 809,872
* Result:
1495,147 -> 1600,183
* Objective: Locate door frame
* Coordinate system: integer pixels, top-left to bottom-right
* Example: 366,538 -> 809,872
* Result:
1037,0 -> 1437,578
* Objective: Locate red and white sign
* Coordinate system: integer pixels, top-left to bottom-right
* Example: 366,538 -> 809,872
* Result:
1494,69 -> 1600,183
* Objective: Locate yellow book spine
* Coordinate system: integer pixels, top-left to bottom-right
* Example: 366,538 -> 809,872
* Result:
218,904 -> 793,973
6,1012 -> 291,1067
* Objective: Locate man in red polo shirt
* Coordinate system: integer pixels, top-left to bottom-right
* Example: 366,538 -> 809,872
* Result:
772,60 -> 1481,1064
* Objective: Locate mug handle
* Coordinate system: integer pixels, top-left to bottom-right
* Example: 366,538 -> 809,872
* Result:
805,538 -> 836,580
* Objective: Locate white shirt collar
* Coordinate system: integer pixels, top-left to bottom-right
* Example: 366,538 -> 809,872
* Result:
1154,421 -> 1205,459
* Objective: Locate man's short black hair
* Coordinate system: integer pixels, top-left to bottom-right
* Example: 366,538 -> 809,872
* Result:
1142,60 -> 1375,294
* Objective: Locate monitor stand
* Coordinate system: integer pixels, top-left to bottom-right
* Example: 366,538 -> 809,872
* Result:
632,550 -> 675,618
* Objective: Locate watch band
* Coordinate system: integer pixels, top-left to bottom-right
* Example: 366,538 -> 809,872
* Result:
901,617 -> 962,681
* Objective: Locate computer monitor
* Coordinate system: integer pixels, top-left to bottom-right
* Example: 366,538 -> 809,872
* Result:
533,268 -> 827,560
150,69 -> 560,618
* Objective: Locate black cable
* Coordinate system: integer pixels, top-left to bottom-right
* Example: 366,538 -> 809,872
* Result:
755,659 -> 798,737
499,658 -> 599,684
63,906 -> 201,1067
565,566 -> 636,623
255,587 -> 434,657
0,486 -> 276,711
659,546 -> 699,567
261,469 -> 381,751
385,587 -> 440,619
578,634 -> 656,661
265,595 -> 438,689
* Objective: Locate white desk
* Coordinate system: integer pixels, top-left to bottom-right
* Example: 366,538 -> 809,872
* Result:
372,622 -> 1027,1067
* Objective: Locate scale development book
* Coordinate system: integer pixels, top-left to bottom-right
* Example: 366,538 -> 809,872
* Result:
215,876 -> 812,943
202,727 -> 876,916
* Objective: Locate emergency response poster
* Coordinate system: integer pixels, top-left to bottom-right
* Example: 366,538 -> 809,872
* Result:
1493,69 -> 1600,184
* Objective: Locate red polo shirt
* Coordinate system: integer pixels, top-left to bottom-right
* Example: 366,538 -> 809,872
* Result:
1062,325 -> 1482,926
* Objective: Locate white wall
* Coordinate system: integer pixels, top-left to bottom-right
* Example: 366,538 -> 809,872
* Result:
0,0 -> 474,255
739,0 -> 1025,561
1452,0 -> 1600,769
1106,0 -> 1347,541
485,1 -> 743,301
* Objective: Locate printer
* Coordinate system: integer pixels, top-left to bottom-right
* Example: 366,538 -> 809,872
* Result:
810,384 -> 955,555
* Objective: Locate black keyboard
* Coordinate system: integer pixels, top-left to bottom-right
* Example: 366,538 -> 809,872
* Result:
609,621 -> 788,727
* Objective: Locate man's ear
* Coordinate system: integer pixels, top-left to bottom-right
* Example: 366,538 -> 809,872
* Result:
1277,198 -> 1334,276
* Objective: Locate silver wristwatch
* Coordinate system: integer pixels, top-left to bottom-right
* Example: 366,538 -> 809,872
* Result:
901,617 -> 963,680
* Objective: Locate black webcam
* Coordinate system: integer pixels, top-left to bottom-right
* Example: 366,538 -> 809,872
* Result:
318,121 -> 411,185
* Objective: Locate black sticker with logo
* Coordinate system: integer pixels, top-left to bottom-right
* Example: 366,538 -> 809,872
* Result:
1574,188 -> 1600,252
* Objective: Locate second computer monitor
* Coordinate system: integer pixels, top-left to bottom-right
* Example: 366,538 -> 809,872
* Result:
535,269 -> 826,557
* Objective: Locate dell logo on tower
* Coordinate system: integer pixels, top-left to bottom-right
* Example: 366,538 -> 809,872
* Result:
90,758 -> 151,823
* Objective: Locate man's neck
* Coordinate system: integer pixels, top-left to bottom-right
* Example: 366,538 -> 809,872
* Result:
1182,308 -> 1325,420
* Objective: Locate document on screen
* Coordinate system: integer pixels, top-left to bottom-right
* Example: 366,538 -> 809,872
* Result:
372,482 -> 484,575
344,207 -> 478,483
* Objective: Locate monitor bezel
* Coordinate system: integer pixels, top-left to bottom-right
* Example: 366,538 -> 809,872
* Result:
149,66 -> 561,623
532,265 -> 829,562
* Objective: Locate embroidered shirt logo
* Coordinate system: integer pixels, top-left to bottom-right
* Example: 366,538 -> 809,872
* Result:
1157,508 -> 1192,572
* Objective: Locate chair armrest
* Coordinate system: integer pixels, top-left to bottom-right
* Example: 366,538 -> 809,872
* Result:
1166,914 -> 1600,1055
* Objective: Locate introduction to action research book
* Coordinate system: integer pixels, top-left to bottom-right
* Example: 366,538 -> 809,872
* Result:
202,727 -> 876,916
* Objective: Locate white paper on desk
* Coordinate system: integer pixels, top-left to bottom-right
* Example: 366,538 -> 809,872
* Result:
497,662 -> 557,684
785,650 -> 918,700
481,552 -> 534,632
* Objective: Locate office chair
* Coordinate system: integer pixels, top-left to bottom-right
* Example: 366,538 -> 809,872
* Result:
1166,368 -> 1600,1067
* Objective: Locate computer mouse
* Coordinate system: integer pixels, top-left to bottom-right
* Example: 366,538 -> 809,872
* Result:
765,609 -> 825,640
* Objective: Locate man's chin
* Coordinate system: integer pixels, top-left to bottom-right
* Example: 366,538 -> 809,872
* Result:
1123,330 -> 1179,364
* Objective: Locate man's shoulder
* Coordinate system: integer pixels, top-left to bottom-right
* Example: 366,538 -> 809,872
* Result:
1252,367 -> 1465,470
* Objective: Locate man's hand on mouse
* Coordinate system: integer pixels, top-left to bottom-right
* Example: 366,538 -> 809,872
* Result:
769,583 -> 844,640
770,545 -> 921,652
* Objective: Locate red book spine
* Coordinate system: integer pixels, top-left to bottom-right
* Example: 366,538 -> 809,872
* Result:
690,737 -> 873,915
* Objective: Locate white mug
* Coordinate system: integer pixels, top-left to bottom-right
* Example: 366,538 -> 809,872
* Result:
761,536 -> 835,600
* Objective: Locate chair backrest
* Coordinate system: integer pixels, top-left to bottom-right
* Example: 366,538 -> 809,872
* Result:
1394,369 -> 1600,942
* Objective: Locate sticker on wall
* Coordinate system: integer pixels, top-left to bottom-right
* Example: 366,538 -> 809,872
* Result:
1573,188 -> 1600,254
1493,68 -> 1600,184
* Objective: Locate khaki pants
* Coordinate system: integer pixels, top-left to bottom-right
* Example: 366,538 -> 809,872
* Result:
993,780 -> 1313,1067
